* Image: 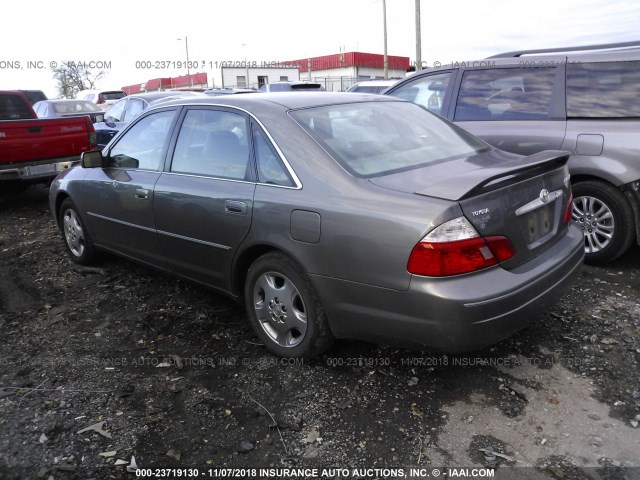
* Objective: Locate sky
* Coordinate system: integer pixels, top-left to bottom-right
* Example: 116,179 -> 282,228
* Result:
2,0 -> 639,97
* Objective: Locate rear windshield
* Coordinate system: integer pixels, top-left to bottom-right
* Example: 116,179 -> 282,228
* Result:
100,91 -> 126,101
351,86 -> 380,94
290,84 -> 323,91
0,94 -> 34,120
290,101 -> 487,177
52,101 -> 101,113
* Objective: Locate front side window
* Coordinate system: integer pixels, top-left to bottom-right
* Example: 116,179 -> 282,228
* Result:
567,61 -> 640,118
387,71 -> 453,116
108,110 -> 175,170
290,101 -> 487,177
454,68 -> 556,121
171,109 -> 250,180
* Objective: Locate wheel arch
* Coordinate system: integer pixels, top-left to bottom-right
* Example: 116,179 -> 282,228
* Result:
54,192 -> 71,228
571,174 -> 640,245
232,244 -> 292,298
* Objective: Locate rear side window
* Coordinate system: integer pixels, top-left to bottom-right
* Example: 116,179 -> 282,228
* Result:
105,99 -> 126,122
387,71 -> 453,116
123,99 -> 146,121
567,61 -> 640,118
253,126 -> 294,186
454,68 -> 556,121
171,109 -> 250,180
0,94 -> 34,120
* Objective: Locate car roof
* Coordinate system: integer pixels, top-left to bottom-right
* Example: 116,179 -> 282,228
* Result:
125,91 -> 201,102
44,98 -> 93,103
353,80 -> 398,86
154,92 -> 401,111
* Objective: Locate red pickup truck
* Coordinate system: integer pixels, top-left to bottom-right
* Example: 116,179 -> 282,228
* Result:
0,91 -> 96,188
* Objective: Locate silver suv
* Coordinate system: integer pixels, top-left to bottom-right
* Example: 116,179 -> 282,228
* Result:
385,41 -> 640,264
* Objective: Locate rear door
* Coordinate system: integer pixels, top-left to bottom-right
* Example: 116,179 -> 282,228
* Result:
562,56 -> 640,184
452,64 -> 567,155
82,107 -> 179,267
154,107 -> 256,291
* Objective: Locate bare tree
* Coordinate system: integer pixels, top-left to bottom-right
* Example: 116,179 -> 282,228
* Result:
52,62 -> 106,98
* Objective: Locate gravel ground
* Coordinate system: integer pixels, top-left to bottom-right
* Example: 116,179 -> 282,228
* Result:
1,185 -> 639,480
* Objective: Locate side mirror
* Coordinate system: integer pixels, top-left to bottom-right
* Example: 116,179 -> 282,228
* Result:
81,151 -> 103,168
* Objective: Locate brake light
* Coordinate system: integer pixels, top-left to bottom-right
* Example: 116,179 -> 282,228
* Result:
407,217 -> 515,277
564,192 -> 573,224
85,117 -> 97,150
97,97 -> 104,104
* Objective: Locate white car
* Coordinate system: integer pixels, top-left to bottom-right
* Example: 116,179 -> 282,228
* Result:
76,89 -> 127,110
346,79 -> 398,94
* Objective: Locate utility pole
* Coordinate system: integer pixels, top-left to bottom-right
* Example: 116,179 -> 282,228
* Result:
415,0 -> 422,71
383,0 -> 388,79
178,36 -> 192,87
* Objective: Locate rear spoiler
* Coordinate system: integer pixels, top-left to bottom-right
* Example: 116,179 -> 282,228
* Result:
415,150 -> 570,201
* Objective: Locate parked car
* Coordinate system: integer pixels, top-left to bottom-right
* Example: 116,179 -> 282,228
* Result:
0,91 -> 96,189
204,88 -> 257,96
17,90 -> 47,105
93,91 -> 203,149
259,81 -> 325,92
76,89 -> 127,110
50,93 -> 583,358
384,41 -> 640,264
33,99 -> 105,123
346,79 -> 397,93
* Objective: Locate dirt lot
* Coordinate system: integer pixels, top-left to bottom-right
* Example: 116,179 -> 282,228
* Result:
1,185 -> 639,480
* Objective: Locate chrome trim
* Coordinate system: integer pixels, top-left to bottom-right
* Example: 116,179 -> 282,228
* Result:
143,101 -> 303,190
87,211 -> 231,250
160,171 -> 300,190
87,212 -> 156,233
515,189 -> 563,216
156,229 -> 231,250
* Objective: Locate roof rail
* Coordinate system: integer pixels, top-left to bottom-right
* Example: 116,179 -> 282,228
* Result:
488,40 -> 640,58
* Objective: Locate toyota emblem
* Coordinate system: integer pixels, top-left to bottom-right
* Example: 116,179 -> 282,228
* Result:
539,189 -> 550,203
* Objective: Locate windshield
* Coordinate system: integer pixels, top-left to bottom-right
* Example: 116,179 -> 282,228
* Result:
290,101 -> 487,177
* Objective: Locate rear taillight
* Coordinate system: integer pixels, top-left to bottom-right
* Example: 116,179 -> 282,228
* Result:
85,117 -> 97,150
407,217 -> 515,277
564,192 -> 573,224
97,97 -> 104,104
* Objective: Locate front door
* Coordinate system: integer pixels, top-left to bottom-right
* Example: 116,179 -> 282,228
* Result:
83,108 -> 178,267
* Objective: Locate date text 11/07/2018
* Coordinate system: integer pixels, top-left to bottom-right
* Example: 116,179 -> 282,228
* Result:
135,467 -> 496,478
134,60 -> 299,70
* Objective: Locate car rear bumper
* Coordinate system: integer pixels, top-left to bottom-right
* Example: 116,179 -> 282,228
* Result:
0,160 -> 79,182
312,224 -> 584,352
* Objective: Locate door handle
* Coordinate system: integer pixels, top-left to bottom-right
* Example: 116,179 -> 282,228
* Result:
28,126 -> 42,133
135,188 -> 149,199
225,200 -> 248,215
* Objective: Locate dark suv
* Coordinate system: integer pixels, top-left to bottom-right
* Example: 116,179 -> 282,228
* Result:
385,41 -> 640,263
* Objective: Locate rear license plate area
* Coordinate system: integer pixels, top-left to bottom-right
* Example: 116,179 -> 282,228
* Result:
522,203 -> 556,247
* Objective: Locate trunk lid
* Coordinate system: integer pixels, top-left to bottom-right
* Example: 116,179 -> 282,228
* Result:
370,149 -> 573,268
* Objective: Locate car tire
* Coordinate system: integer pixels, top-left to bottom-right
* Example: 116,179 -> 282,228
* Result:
571,181 -> 635,264
244,252 -> 334,358
59,198 -> 97,265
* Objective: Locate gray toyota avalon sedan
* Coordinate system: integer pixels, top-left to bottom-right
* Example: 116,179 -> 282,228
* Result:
49,93 -> 584,358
